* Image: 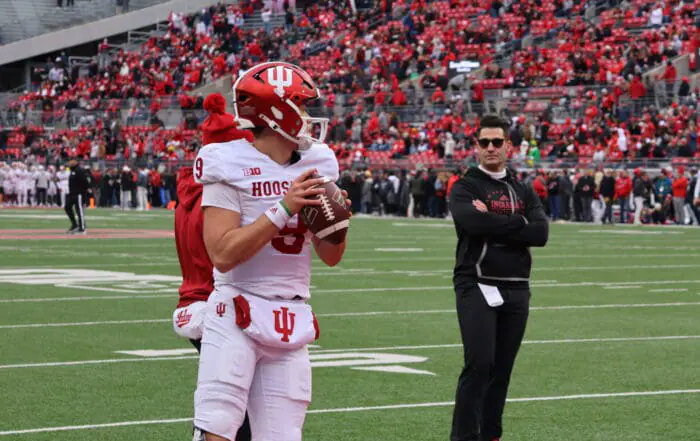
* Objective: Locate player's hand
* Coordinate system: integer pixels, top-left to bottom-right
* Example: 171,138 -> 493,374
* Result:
472,199 -> 488,212
283,168 -> 326,214
341,189 -> 353,217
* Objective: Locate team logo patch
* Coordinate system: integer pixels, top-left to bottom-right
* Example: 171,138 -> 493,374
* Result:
268,65 -> 293,98
175,309 -> 192,328
243,167 -> 262,177
273,307 -> 296,343
216,303 -> 227,317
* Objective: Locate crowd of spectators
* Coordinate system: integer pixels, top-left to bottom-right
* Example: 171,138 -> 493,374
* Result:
3,159 -> 698,229
0,0 -> 699,170
527,165 -> 700,225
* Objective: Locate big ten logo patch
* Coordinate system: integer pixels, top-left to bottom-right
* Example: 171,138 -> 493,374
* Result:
243,167 -> 262,177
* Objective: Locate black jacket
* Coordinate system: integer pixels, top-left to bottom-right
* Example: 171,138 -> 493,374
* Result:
68,165 -> 93,195
600,176 -> 616,198
576,175 -> 595,197
120,171 -> 135,192
450,167 -> 549,290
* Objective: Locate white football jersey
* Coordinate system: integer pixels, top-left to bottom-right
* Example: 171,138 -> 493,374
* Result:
14,169 -> 26,187
57,170 -> 70,190
196,139 -> 340,301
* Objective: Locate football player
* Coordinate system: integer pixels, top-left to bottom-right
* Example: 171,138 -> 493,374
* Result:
192,61 -> 348,441
172,93 -> 253,441
57,165 -> 70,208
0,162 -> 7,204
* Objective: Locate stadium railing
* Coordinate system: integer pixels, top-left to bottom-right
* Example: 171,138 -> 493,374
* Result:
2,92 -> 685,132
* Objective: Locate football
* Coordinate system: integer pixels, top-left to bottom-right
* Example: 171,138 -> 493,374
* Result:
300,176 -> 351,244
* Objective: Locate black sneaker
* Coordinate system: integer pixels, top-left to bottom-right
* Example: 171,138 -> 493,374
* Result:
75,229 -> 87,235
66,227 -> 79,234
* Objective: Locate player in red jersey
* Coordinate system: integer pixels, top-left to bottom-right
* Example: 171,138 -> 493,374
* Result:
172,92 -> 253,441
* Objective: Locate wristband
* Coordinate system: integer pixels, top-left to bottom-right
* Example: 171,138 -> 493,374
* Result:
279,200 -> 292,217
264,200 -> 292,229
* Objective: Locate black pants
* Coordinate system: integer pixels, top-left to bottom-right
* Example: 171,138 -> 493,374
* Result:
561,194 -> 571,220
36,188 -> 47,206
190,339 -> 252,441
603,198 -> 614,224
581,196 -> 593,222
451,285 -> 530,441
65,193 -> 86,230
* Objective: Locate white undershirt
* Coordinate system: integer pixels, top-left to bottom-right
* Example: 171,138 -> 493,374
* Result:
478,165 -> 507,180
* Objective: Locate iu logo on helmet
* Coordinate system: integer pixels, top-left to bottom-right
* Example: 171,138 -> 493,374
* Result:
216,303 -> 226,317
268,66 -> 293,98
273,307 -> 296,343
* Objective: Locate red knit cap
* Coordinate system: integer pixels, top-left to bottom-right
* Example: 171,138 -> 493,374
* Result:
201,93 -> 253,145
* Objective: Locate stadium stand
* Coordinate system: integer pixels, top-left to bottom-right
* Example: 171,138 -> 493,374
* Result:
0,0 -> 176,44
0,0 -> 698,225
0,0 -> 698,171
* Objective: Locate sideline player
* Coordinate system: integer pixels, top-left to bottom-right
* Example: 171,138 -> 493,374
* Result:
172,93 -> 253,441
193,61 -> 348,441
65,158 -> 92,234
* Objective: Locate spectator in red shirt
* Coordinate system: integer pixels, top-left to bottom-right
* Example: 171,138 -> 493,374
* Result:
660,60 -> 677,104
614,170 -> 632,223
431,87 -> 446,104
391,88 -> 407,106
672,168 -> 688,224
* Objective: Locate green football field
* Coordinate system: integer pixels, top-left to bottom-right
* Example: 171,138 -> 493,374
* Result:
0,208 -> 699,441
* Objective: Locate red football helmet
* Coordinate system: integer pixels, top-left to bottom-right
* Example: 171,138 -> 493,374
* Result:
232,61 -> 328,149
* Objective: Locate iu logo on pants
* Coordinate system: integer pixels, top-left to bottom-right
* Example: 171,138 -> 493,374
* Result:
175,309 -> 192,328
273,307 -> 296,343
216,303 -> 226,317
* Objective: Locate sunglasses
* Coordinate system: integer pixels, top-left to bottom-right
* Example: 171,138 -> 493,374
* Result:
477,138 -> 506,148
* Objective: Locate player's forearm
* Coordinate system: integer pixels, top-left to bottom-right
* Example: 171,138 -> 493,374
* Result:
312,236 -> 346,267
211,216 -> 280,273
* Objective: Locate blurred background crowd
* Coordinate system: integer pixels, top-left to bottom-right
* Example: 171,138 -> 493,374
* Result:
0,0 -> 698,224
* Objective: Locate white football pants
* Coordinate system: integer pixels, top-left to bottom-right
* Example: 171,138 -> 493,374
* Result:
194,288 -> 311,441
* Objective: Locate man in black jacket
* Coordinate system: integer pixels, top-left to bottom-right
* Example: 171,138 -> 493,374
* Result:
65,159 -> 92,234
576,169 -> 595,222
449,114 -> 548,441
599,169 -> 616,224
559,169 -> 573,220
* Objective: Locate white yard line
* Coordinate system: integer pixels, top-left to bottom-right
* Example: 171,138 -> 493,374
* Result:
3,302 -> 700,329
3,335 -> 699,370
0,319 -> 169,330
311,335 -> 700,354
531,302 -> 700,310
0,356 -> 198,370
0,389 -> 698,436
0,294 -> 173,304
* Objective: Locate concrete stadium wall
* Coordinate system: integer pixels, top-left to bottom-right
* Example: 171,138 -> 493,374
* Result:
642,54 -> 690,85
0,0 -> 225,66
191,75 -> 234,112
